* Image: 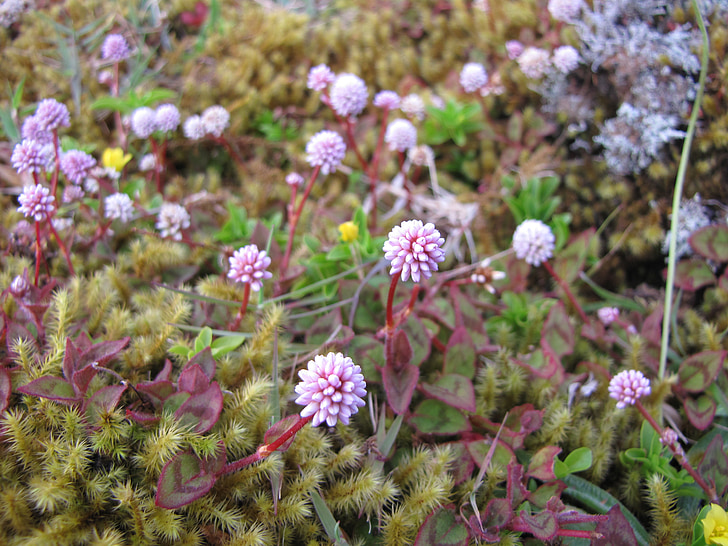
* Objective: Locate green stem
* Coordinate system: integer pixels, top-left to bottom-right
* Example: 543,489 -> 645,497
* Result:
659,0 -> 708,380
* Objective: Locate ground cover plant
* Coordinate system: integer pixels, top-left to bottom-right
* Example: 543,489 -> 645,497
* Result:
1,0 -> 728,544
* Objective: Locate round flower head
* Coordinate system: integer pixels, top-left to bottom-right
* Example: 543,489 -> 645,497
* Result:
35,98 -> 70,131
101,33 -> 130,62
155,104 -> 180,133
659,428 -> 679,448
460,62 -> 488,93
552,45 -> 581,74
60,149 -> 96,185
183,115 -> 205,140
384,118 -> 417,152
506,40 -> 525,60
295,352 -> 367,427
63,184 -> 84,203
597,307 -> 620,326
400,94 -> 426,120
329,73 -> 368,118
155,202 -> 190,240
18,184 -> 55,222
307,64 -> 335,92
609,370 -> 651,409
408,144 -> 434,167
512,219 -> 555,266
383,219 -> 446,282
517,47 -> 551,79
373,90 -> 401,110
9,274 -> 29,299
227,244 -> 273,292
285,172 -> 304,188
138,153 -> 157,172
547,0 -> 583,22
21,115 -> 53,145
130,107 -> 157,139
305,130 -> 347,175
104,193 -> 134,223
201,105 -> 230,137
339,221 -> 358,243
11,139 -> 52,174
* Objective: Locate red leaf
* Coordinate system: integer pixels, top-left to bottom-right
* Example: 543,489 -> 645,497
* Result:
421,374 -> 476,412
178,364 -> 210,393
542,301 -> 574,358
669,260 -> 716,291
186,347 -> 216,381
684,395 -> 716,430
594,504 -> 639,545
80,336 -> 130,368
514,510 -> 557,541
17,376 -> 77,403
62,337 -> 80,381
414,507 -> 469,546
689,224 -> 728,261
392,330 -> 413,370
698,435 -> 728,498
443,327 -> 476,379
72,363 -> 98,396
136,379 -> 176,407
677,350 -> 726,393
0,368 -> 11,413
527,445 -> 561,481
263,414 -> 301,453
155,444 -> 226,509
174,382 -> 224,433
84,384 -> 127,424
382,363 -> 419,415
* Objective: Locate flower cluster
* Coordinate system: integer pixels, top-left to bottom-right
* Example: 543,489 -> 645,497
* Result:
60,150 -> 96,185
383,220 -> 446,282
183,105 -> 230,140
104,193 -> 135,223
285,172 -> 304,188
295,352 -> 367,427
227,244 -> 273,292
131,104 -> 181,138
597,307 -> 619,326
100,33 -> 130,62
373,90 -> 400,110
384,119 -> 417,152
517,47 -> 552,79
305,130 -> 347,175
155,203 -> 190,240
11,139 -> 52,174
512,219 -> 555,266
329,73 -> 369,118
18,184 -> 55,222
307,64 -> 335,92
460,62 -> 488,93
608,370 -> 651,409
35,99 -> 70,132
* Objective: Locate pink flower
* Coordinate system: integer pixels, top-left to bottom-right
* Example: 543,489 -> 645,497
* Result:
227,244 -> 272,292
329,73 -> 368,118
383,220 -> 446,282
285,172 -> 304,188
18,184 -> 55,222
597,307 -> 619,326
307,64 -> 335,92
295,352 -> 366,427
506,40 -> 525,60
155,203 -> 190,240
21,115 -> 53,145
305,130 -> 347,175
60,149 -> 96,185
11,139 -> 52,174
183,115 -> 205,140
35,99 -> 70,131
460,62 -> 488,93
201,105 -> 230,137
131,107 -> 157,139
517,47 -> 551,79
512,219 -> 555,266
608,370 -> 651,409
373,90 -> 401,110
548,0 -> 583,22
552,45 -> 581,74
155,104 -> 180,133
101,33 -> 131,62
384,119 -> 417,152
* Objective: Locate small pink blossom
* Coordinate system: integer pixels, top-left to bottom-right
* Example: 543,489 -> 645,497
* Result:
608,370 -> 651,409
201,105 -> 230,137
295,352 -> 367,427
227,244 -> 272,292
517,47 -> 551,79
460,62 -> 488,93
307,64 -> 335,92
285,172 -> 304,188
101,33 -> 131,62
383,220 -> 446,282
506,40 -> 525,60
384,119 -> 417,152
597,307 -> 620,326
18,184 -> 55,222
35,99 -> 70,131
512,219 -> 555,266
329,73 -> 368,118
373,90 -> 401,110
305,130 -> 346,175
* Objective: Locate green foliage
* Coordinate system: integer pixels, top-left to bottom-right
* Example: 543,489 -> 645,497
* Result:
422,100 -> 484,147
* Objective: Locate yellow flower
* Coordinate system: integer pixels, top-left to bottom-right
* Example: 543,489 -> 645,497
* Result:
102,147 -> 132,172
338,221 -> 359,243
704,504 -> 728,545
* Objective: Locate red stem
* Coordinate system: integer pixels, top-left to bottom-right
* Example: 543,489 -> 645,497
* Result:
111,63 -> 127,149
542,260 -> 590,324
367,108 -> 391,228
50,130 -> 61,201
229,282 -> 251,331
280,165 -> 321,277
150,137 -> 163,194
33,221 -> 42,286
47,221 -> 75,277
384,274 -> 400,369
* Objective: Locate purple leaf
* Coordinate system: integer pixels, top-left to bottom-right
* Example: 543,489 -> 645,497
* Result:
263,414 -> 300,453
392,330 -> 413,371
84,384 -> 127,424
698,435 -> 728,498
409,399 -> 470,435
17,376 -> 78,403
136,379 -> 176,407
670,260 -> 716,291
155,444 -> 226,509
155,359 -> 173,381
174,382 -> 223,434
542,301 -> 574,358
421,374 -> 476,412
528,481 -> 567,509
594,504 -> 638,545
401,315 -> 431,366
62,337 -> 81,381
443,327 -> 476,379
414,507 -> 469,546
514,510 -> 557,541
506,463 -> 528,507
689,224 -> 728,261
72,363 -> 99,396
382,363 -> 419,415
79,336 -> 130,368
126,409 -> 160,425
163,391 -> 191,415
186,347 -> 216,381
527,446 -> 561,481
684,395 -> 716,430
677,350 -> 726,393
0,368 -> 11,413
482,497 -> 512,531
178,364 -> 210,394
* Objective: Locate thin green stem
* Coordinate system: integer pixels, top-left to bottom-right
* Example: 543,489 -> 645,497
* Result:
659,0 -> 708,380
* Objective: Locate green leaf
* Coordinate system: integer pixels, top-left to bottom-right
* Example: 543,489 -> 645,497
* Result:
326,244 -> 352,262
541,301 -> 574,358
311,490 -> 349,545
194,327 -> 213,354
443,327 -> 476,379
155,447 -> 226,509
420,374 -> 476,412
414,507 -> 469,546
678,350 -> 726,393
409,399 -> 470,435
17,376 -> 77,402
689,224 -> 728,262
210,334 -> 246,357
672,259 -> 716,291
555,447 -> 593,478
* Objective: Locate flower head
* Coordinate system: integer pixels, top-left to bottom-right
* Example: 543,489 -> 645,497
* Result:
471,258 -> 506,294
330,73 -> 368,118
517,47 -> 551,79
63,184 -> 84,203
512,219 -> 555,266
460,62 -> 488,93
183,115 -> 205,140
400,94 -> 426,120
285,172 -> 304,188
385,118 -> 417,152
11,139 -> 52,174
35,99 -> 70,131
703,504 -> 728,546
506,40 -> 525,60
295,352 -> 366,427
101,147 -> 132,173
307,64 -> 335,91
155,203 -> 190,240
18,184 -> 55,222
131,107 -> 157,139
608,370 -> 651,409
408,144 -> 434,167
552,45 -> 581,74
155,104 -> 180,133
104,193 -> 134,223
60,149 -> 96,185
201,105 -> 230,137
305,130 -> 347,175
547,0 -> 583,22
339,221 -> 359,243
227,244 -> 273,292
373,90 -> 401,110
383,220 -> 446,282
101,33 -> 130,62
597,307 -> 620,326
138,153 -> 157,172
21,115 -> 53,145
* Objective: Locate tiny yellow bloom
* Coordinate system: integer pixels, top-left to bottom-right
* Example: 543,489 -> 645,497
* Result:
102,147 -> 132,172
338,221 -> 359,243
704,504 -> 728,546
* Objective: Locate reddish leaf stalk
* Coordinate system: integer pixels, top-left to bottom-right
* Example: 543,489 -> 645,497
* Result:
366,107 -> 391,228
635,400 -> 719,504
280,165 -> 322,277
33,220 -> 42,286
111,62 -> 127,149
150,137 -> 163,194
229,282 -> 251,331
48,221 -> 75,277
542,260 -> 589,323
218,414 -> 313,476
50,130 -> 61,201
